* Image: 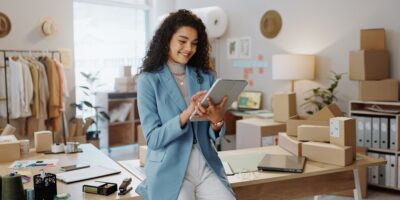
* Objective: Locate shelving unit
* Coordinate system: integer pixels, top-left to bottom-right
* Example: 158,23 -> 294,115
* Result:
349,100 -> 400,191
96,92 -> 139,151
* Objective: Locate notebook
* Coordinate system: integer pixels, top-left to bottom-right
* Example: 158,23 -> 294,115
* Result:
56,166 -> 121,184
257,154 -> 306,173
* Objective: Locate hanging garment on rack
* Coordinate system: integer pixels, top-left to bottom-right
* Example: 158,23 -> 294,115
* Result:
27,61 -> 39,117
4,58 -> 24,119
0,64 -> 6,118
55,60 -> 69,98
33,59 -> 49,120
18,56 -> 34,118
39,56 -> 62,132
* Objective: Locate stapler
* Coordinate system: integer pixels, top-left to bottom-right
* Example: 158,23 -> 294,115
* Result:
118,177 -> 132,195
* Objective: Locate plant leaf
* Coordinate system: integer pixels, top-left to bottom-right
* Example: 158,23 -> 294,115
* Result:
83,101 -> 94,108
100,111 -> 110,120
80,86 -> 90,90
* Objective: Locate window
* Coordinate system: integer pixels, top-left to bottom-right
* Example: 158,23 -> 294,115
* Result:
73,0 -> 148,115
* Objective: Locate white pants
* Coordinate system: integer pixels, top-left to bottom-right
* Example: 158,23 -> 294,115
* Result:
177,145 -> 235,200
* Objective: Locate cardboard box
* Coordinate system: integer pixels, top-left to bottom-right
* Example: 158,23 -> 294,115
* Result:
139,145 -> 147,167
236,118 -> 286,149
302,142 -> 354,166
272,92 -> 297,122
330,117 -> 356,157
34,131 -> 53,152
114,77 -> 136,92
286,116 -> 329,136
0,135 -> 20,162
278,132 -> 302,156
349,50 -> 389,80
297,125 -> 330,142
361,28 -> 386,50
358,79 -> 398,101
308,103 -> 344,121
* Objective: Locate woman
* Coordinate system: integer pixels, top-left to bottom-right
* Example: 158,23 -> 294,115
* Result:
135,9 -> 235,200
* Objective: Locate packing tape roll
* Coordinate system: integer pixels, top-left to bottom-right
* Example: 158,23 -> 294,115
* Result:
1,174 -> 25,200
51,143 -> 65,153
191,6 -> 228,38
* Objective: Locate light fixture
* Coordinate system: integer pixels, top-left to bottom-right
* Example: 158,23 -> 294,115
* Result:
272,54 -> 315,92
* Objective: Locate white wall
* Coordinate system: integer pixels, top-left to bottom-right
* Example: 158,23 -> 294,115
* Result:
0,0 -> 75,131
175,0 -> 400,115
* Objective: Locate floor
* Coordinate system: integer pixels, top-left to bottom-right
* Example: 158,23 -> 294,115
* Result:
105,144 -> 400,200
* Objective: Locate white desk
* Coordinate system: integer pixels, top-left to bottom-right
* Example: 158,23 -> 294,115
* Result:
0,144 -> 142,200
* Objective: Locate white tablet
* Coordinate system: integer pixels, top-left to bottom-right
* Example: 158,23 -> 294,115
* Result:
190,79 -> 248,121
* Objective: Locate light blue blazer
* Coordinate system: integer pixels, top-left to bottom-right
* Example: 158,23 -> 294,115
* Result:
135,64 -> 234,200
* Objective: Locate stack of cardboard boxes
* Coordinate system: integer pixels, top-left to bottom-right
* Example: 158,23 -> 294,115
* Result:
349,28 -> 398,101
278,103 -> 357,167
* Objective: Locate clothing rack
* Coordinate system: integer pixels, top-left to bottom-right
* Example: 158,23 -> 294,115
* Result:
0,49 -> 60,124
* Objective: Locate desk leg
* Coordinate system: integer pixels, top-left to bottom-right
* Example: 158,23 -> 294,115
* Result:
353,168 -> 362,200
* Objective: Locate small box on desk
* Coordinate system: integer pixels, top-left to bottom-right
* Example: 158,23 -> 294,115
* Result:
297,125 -> 330,142
358,79 -> 398,101
302,142 -> 353,166
139,145 -> 147,167
286,116 -> 329,136
272,92 -> 297,122
34,131 -> 53,152
236,118 -> 285,149
0,135 -> 20,162
308,103 -> 344,121
278,133 -> 302,156
137,125 -> 146,146
349,50 -> 389,80
83,181 -> 117,196
330,117 -> 357,157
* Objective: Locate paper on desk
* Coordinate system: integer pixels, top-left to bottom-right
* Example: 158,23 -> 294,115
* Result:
220,152 -> 265,173
9,159 -> 59,169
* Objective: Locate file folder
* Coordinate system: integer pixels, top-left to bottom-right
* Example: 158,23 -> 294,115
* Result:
378,154 -> 386,185
385,155 -> 391,187
389,118 -> 397,150
380,117 -> 389,149
364,117 -> 372,148
368,152 -> 379,184
355,116 -> 365,147
372,117 -> 380,148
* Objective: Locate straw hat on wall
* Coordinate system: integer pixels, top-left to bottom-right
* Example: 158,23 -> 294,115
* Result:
39,16 -> 58,37
260,10 -> 282,39
0,12 -> 12,38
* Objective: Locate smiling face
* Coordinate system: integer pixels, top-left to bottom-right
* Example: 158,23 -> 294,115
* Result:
168,26 -> 198,65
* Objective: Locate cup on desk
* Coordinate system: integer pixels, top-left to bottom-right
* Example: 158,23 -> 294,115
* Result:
65,142 -> 79,153
19,140 -> 30,155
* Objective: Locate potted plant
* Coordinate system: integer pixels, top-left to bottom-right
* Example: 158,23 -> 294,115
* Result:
70,71 -> 109,144
301,71 -> 346,115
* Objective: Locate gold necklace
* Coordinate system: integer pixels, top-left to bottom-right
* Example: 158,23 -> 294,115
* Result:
173,74 -> 185,85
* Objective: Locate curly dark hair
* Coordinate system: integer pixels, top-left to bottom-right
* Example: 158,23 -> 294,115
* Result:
138,9 -> 212,79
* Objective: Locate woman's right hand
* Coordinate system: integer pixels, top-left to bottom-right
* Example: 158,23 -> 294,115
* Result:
180,90 -> 207,127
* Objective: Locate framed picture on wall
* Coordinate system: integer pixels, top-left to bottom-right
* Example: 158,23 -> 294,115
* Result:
227,38 -> 239,59
239,37 -> 251,59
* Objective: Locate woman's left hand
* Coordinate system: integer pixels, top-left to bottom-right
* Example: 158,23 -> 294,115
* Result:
195,96 -> 227,125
